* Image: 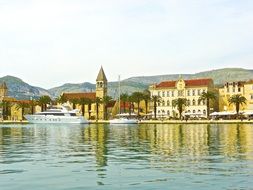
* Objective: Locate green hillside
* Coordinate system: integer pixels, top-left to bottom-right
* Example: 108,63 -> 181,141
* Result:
1,68 -> 253,100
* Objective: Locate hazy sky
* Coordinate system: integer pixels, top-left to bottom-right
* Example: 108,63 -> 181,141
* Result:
0,0 -> 252,89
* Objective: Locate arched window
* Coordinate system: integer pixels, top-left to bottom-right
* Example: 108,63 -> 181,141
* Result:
193,110 -> 196,113
203,110 -> 206,115
198,99 -> 201,105
162,100 -> 165,106
167,110 -> 170,116
167,100 -> 170,106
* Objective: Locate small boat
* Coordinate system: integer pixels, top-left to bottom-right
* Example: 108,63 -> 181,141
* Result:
109,75 -> 138,124
110,113 -> 138,124
24,105 -> 89,124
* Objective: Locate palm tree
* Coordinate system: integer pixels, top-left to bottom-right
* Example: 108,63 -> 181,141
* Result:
0,100 -> 12,120
128,94 -> 135,116
78,98 -> 89,117
70,98 -> 79,110
151,95 -> 161,119
142,90 -> 151,115
94,97 -> 102,121
198,91 -> 216,119
87,98 -> 94,120
228,94 -> 247,118
131,92 -> 144,116
56,94 -> 67,104
38,95 -> 51,112
29,99 -> 38,114
172,98 -> 188,120
16,101 -> 30,120
102,96 -> 113,120
120,93 -> 129,113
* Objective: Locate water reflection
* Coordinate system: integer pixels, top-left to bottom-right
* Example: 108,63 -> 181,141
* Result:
1,124 -> 253,164
0,124 -> 253,189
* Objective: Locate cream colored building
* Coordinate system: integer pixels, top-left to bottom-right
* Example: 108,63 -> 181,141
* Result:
219,80 -> 253,111
149,78 -> 215,118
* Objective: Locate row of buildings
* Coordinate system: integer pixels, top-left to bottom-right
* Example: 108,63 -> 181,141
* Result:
149,77 -> 253,118
1,67 -> 253,120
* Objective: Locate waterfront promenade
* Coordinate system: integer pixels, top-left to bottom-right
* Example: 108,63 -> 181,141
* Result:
1,120 -> 253,124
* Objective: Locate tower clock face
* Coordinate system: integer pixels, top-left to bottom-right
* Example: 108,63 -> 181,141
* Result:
176,80 -> 185,90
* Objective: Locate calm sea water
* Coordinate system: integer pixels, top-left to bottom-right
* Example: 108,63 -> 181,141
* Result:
0,124 -> 253,190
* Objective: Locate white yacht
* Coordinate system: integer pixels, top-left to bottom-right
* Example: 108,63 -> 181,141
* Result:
24,105 -> 89,124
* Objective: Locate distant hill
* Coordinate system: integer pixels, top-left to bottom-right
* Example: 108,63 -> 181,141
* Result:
1,68 -> 253,99
0,75 -> 50,100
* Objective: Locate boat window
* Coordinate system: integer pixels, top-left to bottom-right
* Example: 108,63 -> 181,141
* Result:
70,113 -> 77,116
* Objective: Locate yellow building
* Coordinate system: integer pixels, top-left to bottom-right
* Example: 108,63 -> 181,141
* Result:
62,67 -> 108,120
0,82 -> 33,120
149,78 -> 215,118
219,80 -> 253,111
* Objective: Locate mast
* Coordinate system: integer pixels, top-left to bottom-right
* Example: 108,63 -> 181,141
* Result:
118,75 -> 121,114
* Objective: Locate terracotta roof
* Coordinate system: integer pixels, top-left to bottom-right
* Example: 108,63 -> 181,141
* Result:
156,78 -> 213,88
62,92 -> 96,100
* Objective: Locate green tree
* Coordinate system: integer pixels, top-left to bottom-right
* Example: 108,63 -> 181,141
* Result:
198,91 -> 216,119
0,101 -> 12,120
151,95 -> 161,119
94,97 -> 102,121
56,94 -> 67,104
228,94 -> 247,118
142,90 -> 151,115
102,96 -> 113,120
87,98 -> 94,120
78,98 -> 90,117
38,95 -> 51,112
70,98 -> 79,110
120,93 -> 129,113
29,99 -> 38,114
131,92 -> 144,116
16,101 -> 30,120
172,98 -> 188,120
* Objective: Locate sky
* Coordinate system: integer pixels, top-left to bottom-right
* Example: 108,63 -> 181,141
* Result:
0,0 -> 252,89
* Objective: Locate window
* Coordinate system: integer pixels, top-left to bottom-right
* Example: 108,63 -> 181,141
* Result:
227,87 -> 229,93
203,110 -> 206,115
167,110 -> 170,116
251,94 -> 253,100
238,87 -> 241,92
158,102 -> 160,106
171,91 -> 174,97
192,99 -> 196,106
187,99 -> 190,106
192,89 -> 195,96
193,110 -> 196,113
158,110 -> 161,114
162,100 -> 165,106
198,109 -> 201,113
187,90 -> 190,96
167,91 -> 170,97
162,91 -> 165,97
158,91 -> 161,96
198,89 -> 201,95
233,87 -> 235,93
167,100 -> 170,106
198,99 -> 201,105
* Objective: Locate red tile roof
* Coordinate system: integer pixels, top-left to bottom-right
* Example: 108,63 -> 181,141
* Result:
62,92 -> 96,100
156,78 -> 213,88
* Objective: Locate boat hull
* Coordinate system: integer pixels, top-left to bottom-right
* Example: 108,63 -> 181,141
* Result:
24,115 -> 89,124
109,118 -> 138,124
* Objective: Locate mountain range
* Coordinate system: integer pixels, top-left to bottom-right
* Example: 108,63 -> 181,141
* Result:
1,68 -> 253,100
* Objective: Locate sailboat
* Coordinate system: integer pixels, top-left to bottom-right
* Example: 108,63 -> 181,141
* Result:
109,76 -> 138,124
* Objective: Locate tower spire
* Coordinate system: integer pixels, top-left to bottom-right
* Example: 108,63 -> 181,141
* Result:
96,66 -> 107,82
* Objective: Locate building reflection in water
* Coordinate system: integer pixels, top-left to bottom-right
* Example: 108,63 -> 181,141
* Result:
0,123 -> 253,167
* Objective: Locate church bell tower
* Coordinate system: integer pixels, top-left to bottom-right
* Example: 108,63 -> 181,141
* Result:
0,82 -> 8,99
96,67 -> 107,119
